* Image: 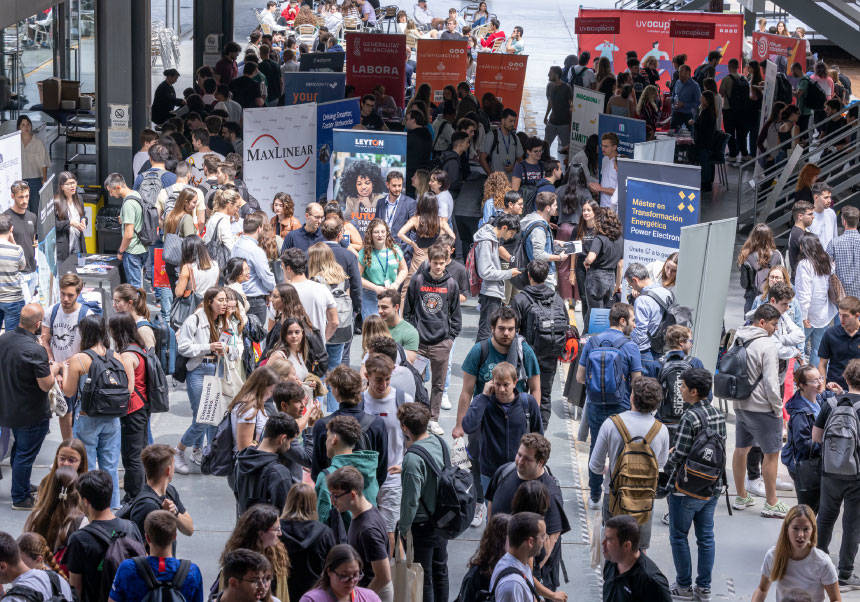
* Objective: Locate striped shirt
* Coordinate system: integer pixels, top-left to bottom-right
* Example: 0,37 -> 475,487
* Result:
0,241 -> 25,303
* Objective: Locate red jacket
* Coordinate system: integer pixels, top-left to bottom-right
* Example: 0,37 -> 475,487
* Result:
280,3 -> 299,22
480,31 -> 506,49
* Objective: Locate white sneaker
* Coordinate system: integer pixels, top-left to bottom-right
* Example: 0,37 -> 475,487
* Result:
588,495 -> 601,510
471,502 -> 486,527
440,394 -> 452,410
776,477 -> 795,491
190,447 -> 203,466
428,421 -> 444,436
174,448 -> 190,475
746,477 -> 767,498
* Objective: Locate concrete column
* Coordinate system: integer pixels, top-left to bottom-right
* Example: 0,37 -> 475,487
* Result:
193,0 -> 234,75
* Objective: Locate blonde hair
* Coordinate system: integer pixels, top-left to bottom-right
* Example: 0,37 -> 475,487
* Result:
770,505 -> 817,582
307,242 -> 346,285
361,315 -> 392,353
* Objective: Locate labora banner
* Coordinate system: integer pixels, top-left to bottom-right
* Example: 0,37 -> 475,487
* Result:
0,131 -> 22,213
598,114 -> 647,158
328,129 -> 406,238
316,98 -> 361,202
751,32 -> 807,74
416,39 -> 468,103
570,86 -> 604,153
282,72 -> 346,106
474,53 -> 528,113
244,104 -> 317,218
346,32 -> 407,108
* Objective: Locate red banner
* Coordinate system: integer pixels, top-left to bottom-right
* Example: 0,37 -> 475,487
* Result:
752,32 -> 807,74
576,8 -> 742,86
345,32 -> 407,108
415,39 -> 469,104
575,17 -> 620,35
669,21 -> 715,39
474,54 -> 528,113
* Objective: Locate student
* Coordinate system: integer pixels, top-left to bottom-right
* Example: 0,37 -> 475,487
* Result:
656,325 -> 707,444
108,511 -> 204,602
808,183 -> 837,254
376,288 -> 419,361
817,296 -> 860,391
472,213 -> 522,341
488,512 -> 545,602
602,515 -> 672,601
519,192 -> 568,289
0,531 -> 75,600
217,549 -> 274,602
301,545 -> 381,602
327,466 -> 393,602
105,173 -> 149,289
787,200 -> 814,281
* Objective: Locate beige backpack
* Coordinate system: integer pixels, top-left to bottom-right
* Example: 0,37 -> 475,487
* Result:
608,415 -> 662,524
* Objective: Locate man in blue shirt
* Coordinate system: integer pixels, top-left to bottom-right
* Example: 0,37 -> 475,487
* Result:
624,262 -> 674,371
281,202 -> 326,253
576,302 -> 643,507
109,510 -> 203,602
671,64 -> 701,129
231,212 -> 275,327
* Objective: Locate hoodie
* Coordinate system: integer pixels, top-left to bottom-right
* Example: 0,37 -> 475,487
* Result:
519,212 -> 556,285
403,263 -> 462,345
535,178 -> 556,195
233,447 -> 298,515
781,390 -> 827,473
279,519 -> 337,602
315,449 -> 380,524
474,222 -> 517,299
732,325 -> 782,415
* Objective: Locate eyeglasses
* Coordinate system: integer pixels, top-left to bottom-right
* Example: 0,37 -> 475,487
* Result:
333,571 -> 363,583
330,490 -> 350,500
242,576 -> 271,587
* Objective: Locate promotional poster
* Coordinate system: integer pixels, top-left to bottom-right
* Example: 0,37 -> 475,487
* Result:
0,131 -> 22,213
299,51 -> 345,72
282,72 -> 346,106
316,98 -> 361,202
752,32 -> 807,74
474,53 -> 528,112
346,32 -> 407,108
570,86 -> 605,153
415,39 -> 469,103
598,114 -> 647,159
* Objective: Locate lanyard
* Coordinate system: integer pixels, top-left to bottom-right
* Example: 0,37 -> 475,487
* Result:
374,248 -> 390,276
386,198 -> 399,226
500,131 -> 512,155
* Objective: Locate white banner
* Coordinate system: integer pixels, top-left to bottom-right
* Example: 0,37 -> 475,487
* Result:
570,86 -> 604,156
0,132 -> 22,213
759,59 -> 777,133
243,104 -> 317,218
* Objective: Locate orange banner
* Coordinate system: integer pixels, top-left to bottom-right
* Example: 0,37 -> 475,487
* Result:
474,54 -> 528,113
415,39 -> 469,104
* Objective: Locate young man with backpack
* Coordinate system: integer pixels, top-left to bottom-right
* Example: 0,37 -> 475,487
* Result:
479,108 -> 523,177
718,58 -> 751,163
489,512 -> 545,602
662,367 -> 727,601
472,213 -> 522,341
791,61 -> 818,144
623,262 -> 675,371
105,173 -> 152,290
517,193 -> 568,290
0,531 -> 75,601
812,358 -> 860,588
66,470 -> 145,602
657,325 -> 707,445
132,144 -> 176,201
512,259 -> 571,427
576,302 -> 643,508
569,51 -> 595,89
108,511 -> 203,602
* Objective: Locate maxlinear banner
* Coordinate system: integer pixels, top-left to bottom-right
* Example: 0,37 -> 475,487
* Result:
0,131 -> 22,213
346,32 -> 407,108
244,104 -> 317,218
416,39 -> 468,104
570,86 -> 604,153
598,114 -> 647,159
576,8 -> 742,86
474,53 -> 528,113
282,72 -> 345,106
316,98 -> 361,202
752,32 -> 807,74
329,129 -> 406,238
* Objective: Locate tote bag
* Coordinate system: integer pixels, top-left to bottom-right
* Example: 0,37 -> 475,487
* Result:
392,530 -> 423,602
196,358 -> 225,426
162,231 -> 183,265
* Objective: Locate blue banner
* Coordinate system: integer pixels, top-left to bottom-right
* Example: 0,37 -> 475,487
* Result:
598,114 -> 647,158
282,72 -> 346,106
316,99 -> 360,202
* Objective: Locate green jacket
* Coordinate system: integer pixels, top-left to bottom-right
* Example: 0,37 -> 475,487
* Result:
399,435 -> 445,536
315,449 -> 380,524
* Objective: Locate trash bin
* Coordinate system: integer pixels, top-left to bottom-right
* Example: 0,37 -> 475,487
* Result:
81,186 -> 103,254
96,204 -> 123,254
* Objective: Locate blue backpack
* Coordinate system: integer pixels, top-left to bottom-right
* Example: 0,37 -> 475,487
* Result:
50,297 -> 103,333
584,333 -> 628,405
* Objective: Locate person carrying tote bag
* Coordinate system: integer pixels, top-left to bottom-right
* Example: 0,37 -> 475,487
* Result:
162,188 -> 200,291
392,529 -> 424,602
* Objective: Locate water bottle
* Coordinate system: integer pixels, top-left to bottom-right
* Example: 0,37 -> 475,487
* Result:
77,252 -> 85,267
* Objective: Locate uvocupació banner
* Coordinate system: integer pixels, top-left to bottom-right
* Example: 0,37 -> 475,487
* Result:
0,131 -> 22,213
244,104 -> 317,218
329,129 -> 406,238
416,39 -> 468,104
474,53 -> 528,113
346,32 -> 407,108
576,8 -> 742,86
752,32 -> 807,74
316,98 -> 361,202
282,72 -> 345,106
598,114 -> 647,159
570,86 -> 604,153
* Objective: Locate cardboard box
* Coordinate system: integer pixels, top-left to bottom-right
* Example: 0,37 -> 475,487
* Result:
38,77 -> 62,110
61,80 -> 80,101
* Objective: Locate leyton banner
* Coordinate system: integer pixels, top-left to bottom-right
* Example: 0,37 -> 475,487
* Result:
346,32 -> 407,108
299,51 -> 345,72
576,8 -> 742,86
0,131 -> 22,213
752,32 -> 807,74
282,72 -> 346,105
244,104 -> 317,218
416,39 -> 468,103
316,98 -> 361,202
570,86 -> 604,153
598,114 -> 647,159
474,53 -> 528,113
329,129 -> 406,238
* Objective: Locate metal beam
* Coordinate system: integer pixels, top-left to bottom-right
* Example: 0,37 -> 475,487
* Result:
0,0 -> 57,30
193,0 -> 235,75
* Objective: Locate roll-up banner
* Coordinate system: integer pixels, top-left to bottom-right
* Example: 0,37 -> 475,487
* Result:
345,32 -> 407,108
416,39 -> 469,104
751,32 -> 807,74
598,114 -> 647,159
37,176 -> 56,307
474,53 -> 528,113
316,98 -> 361,202
0,131 -> 22,213
570,86 -> 605,154
282,72 -> 345,106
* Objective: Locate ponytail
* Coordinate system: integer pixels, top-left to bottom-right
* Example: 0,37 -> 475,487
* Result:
114,283 -> 150,320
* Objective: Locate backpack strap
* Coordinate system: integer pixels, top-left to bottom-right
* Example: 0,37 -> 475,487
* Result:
172,559 -> 192,589
644,290 -> 671,312
643,419 -> 663,446
395,388 -> 406,408
610,414 -> 632,443
478,338 -> 490,373
491,566 -> 539,599
50,303 -> 60,333
84,521 -> 117,550
519,393 -> 531,423
45,571 -> 63,597
498,461 -> 518,486
0,585 -> 42,602
406,439 -> 442,477
133,556 -> 160,590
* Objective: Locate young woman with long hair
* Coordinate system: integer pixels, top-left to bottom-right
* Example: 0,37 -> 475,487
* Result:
301,544 -> 380,602
358,218 -> 407,318
397,193 -> 456,275
654,251 -> 679,291
163,188 -> 199,238
24,467 -> 86,576
572,200 -> 600,320
583,208 -> 624,331
222,504 -> 290,601
267,318 -> 314,382
35,439 -> 87,501
265,282 -> 316,355
691,90 -> 719,191
411,169 -> 431,201
227,366 -> 278,452
556,166 -> 593,304
175,236 -> 220,299
795,233 -> 837,366
221,286 -> 248,401
223,257 -> 250,320
571,134 -> 600,184
456,514 -> 511,602
280,483 -> 337,602
637,85 -> 661,139
360,315 -> 393,356
472,0 -> 489,25
17,532 -> 65,577
795,163 -> 821,204
112,283 -> 156,350
737,223 -> 784,312
594,57 -> 612,91
479,171 -> 512,227
53,171 -> 86,262
175,287 -> 230,473
752,505 -> 839,601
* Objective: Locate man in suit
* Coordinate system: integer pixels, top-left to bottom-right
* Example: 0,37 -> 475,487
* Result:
374,172 -> 416,261
321,215 -> 363,366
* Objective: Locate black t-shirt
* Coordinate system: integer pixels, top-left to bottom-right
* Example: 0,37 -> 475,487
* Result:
229,76 -> 264,109
347,507 -> 389,587
447,260 -> 469,297
362,112 -> 385,131
128,484 -> 186,545
547,82 -> 573,125
486,465 -> 568,536
513,160 -> 544,186
3,208 -> 37,272
590,234 -> 624,270
818,325 -> 860,390
66,517 -> 143,602
787,225 -> 805,280
0,328 -> 51,428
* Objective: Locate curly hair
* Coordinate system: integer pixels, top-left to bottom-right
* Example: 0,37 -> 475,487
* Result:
483,171 -> 511,209
360,218 -> 398,269
340,160 -> 386,199
468,513 -> 511,577
596,208 -> 622,241
272,192 -> 295,218
221,504 -> 290,599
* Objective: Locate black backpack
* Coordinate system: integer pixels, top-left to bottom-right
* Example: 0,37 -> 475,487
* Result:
128,189 -> 161,248
774,73 -> 793,105
305,326 -> 329,377
693,63 -> 711,88
803,76 -> 826,111
0,570 -> 71,602
125,343 -> 170,414
674,406 -> 727,502
84,522 -> 147,602
396,343 -> 430,407
133,557 -> 191,602
80,349 -> 131,417
405,435 -> 476,540
520,291 -> 569,357
138,316 -> 173,376
657,355 -> 692,425
571,66 -> 588,88
200,412 -> 236,477
510,221 -> 551,290
713,335 -> 764,401
644,291 -> 692,355
115,489 -> 162,521
728,74 -> 750,112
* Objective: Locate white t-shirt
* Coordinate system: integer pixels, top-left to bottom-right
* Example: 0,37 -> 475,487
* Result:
437,190 -> 454,220
291,279 -> 336,340
132,150 -> 149,176
231,404 -> 268,452
600,155 -> 618,211
50,304 -> 87,363
362,388 -> 412,472
761,546 -> 837,602
288,350 -> 309,381
809,207 -> 838,253
6,569 -> 74,602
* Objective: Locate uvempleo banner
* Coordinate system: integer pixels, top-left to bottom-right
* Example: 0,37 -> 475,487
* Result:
346,32 -> 407,108
416,39 -> 468,104
316,98 -> 361,202
752,32 -> 807,74
282,72 -> 346,106
474,53 -> 528,113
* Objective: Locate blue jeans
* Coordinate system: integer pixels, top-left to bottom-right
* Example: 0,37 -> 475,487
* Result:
668,493 -> 720,589
181,360 -> 218,448
122,252 -> 147,289
804,325 -> 828,367
74,414 -> 122,508
10,419 -> 50,503
325,343 -> 345,413
0,300 -> 24,331
361,286 -> 379,319
587,402 -> 627,500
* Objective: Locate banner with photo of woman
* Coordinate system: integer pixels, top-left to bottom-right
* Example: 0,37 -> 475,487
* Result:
328,129 -> 406,238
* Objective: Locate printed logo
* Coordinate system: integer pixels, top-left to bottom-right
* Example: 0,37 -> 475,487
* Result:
422,292 -> 442,314
246,134 -> 312,170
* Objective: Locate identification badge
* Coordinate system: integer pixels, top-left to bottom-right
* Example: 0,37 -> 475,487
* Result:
384,279 -> 392,287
